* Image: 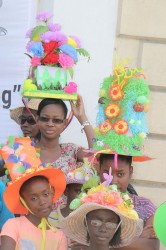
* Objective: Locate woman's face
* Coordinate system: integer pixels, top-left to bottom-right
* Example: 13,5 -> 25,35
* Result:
99,158 -> 133,192
21,178 -> 54,219
37,104 -> 68,139
86,209 -> 120,247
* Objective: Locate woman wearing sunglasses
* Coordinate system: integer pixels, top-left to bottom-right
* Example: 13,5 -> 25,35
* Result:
10,99 -> 41,141
61,183 -> 143,250
35,95 -> 94,176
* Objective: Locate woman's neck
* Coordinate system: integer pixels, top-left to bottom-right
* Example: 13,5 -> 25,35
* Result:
26,213 -> 43,227
38,136 -> 60,149
87,242 -> 110,250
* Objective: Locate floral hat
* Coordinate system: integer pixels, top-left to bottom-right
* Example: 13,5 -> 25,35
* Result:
0,136 -> 66,214
22,11 -> 90,101
66,159 -> 99,185
86,60 -> 152,163
60,183 -> 143,247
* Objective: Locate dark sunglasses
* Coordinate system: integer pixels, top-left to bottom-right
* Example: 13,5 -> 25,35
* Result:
18,115 -> 36,125
39,116 -> 64,124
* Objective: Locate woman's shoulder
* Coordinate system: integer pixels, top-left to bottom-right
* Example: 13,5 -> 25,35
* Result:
132,194 -> 156,222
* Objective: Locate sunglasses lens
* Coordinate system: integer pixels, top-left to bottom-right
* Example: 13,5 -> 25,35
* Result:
19,116 -> 36,125
27,117 -> 36,125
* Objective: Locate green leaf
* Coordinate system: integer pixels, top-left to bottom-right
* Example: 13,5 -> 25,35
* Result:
67,67 -> 74,79
30,25 -> 49,41
77,48 -> 90,62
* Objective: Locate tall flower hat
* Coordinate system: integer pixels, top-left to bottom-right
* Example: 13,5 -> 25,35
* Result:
86,60 -> 152,162
60,183 -> 143,247
0,136 -> 66,214
22,11 -> 90,101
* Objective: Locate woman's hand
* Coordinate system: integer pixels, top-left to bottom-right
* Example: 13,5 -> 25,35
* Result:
70,95 -> 87,124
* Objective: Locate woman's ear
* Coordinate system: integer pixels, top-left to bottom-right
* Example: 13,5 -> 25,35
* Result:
62,119 -> 69,131
129,166 -> 133,177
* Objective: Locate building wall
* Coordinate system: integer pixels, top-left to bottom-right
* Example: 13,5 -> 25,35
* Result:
115,1 -> 166,249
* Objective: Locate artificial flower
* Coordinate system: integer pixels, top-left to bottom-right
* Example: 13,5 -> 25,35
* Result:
58,53 -> 74,68
59,44 -> 77,62
36,11 -> 53,22
30,42 -> 44,57
40,31 -> 67,43
31,57 -> 41,67
48,23 -> 61,32
43,41 -> 60,53
42,53 -> 59,65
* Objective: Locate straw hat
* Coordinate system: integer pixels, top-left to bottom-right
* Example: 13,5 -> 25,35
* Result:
10,98 -> 41,124
61,203 -> 143,248
0,137 -> 66,214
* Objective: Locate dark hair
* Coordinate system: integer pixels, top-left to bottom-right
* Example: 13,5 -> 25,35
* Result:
99,154 -> 132,168
19,175 -> 49,197
37,98 -> 68,119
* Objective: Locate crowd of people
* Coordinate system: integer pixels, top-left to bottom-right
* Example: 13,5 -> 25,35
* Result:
0,10 -> 161,250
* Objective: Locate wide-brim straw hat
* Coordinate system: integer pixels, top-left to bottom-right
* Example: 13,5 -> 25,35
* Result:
60,203 -> 143,248
4,168 -> 66,215
10,98 -> 41,124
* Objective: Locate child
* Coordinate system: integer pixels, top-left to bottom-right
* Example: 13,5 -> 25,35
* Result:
48,161 -> 98,227
99,154 -> 159,250
0,180 -> 14,231
0,137 -> 67,250
86,61 -> 159,250
61,182 -> 143,250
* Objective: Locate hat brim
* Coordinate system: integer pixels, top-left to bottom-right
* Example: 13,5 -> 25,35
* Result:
60,203 -> 143,248
67,179 -> 85,185
10,107 -> 24,124
23,91 -> 78,101
84,149 -> 154,162
4,168 -> 66,214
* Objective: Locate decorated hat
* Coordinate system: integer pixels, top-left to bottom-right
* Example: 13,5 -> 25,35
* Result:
22,11 -> 90,101
10,98 -> 41,124
61,183 -> 143,247
87,60 -> 152,162
66,159 -> 99,185
0,136 -> 66,214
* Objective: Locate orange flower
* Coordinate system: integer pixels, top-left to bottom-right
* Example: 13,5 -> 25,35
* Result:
114,119 -> 128,134
109,84 -> 124,101
99,120 -> 112,135
105,103 -> 120,119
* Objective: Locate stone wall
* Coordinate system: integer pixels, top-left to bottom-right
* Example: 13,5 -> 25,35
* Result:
115,1 -> 166,249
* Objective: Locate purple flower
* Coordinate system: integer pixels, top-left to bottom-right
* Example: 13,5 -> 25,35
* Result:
36,12 -> 53,22
25,27 -> 33,38
26,41 -> 35,52
48,23 -> 61,32
40,31 -> 67,43
69,36 -> 82,48
30,42 -> 44,57
59,44 -> 77,62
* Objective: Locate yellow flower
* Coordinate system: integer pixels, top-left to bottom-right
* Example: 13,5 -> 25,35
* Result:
67,37 -> 77,48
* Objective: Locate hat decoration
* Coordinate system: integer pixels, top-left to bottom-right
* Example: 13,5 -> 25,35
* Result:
66,158 -> 99,185
60,176 -> 143,248
22,11 -> 90,100
0,136 -> 66,214
91,60 -> 151,162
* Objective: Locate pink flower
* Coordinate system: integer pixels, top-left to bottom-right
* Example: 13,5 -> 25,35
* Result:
64,82 -> 77,94
31,57 -> 41,67
58,53 -> 74,68
48,23 -> 61,32
40,31 -> 67,43
36,12 -> 53,22
25,28 -> 33,38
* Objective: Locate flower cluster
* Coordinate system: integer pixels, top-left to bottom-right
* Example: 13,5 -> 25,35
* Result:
69,183 -> 139,219
25,11 -> 90,69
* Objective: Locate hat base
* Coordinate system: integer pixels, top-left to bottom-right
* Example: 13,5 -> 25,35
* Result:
23,90 -> 78,101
